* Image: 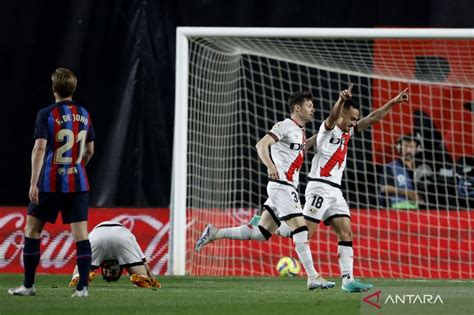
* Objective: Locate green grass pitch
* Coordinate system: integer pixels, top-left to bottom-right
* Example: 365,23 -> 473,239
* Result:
0,274 -> 472,315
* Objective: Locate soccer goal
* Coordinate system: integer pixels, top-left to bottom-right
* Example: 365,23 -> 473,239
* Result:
170,28 -> 474,278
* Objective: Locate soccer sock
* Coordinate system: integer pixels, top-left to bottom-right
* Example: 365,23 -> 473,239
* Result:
76,240 -> 92,290
215,225 -> 270,241
276,221 -> 292,238
338,241 -> 354,284
23,237 -> 41,288
292,227 -> 318,279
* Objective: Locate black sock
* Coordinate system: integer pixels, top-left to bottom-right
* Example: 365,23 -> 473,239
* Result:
76,240 -> 92,290
23,237 -> 41,288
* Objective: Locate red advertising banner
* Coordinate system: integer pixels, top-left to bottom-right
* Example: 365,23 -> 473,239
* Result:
0,207 -> 169,275
190,208 -> 474,279
3,207 -> 472,278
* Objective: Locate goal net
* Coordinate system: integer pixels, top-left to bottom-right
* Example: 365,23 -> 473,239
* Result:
171,28 -> 474,278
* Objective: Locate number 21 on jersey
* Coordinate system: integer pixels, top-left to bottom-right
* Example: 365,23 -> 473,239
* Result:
54,129 -> 87,164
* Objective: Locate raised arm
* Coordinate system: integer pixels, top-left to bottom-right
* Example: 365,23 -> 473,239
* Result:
357,88 -> 409,132
255,134 -> 278,180
325,83 -> 353,130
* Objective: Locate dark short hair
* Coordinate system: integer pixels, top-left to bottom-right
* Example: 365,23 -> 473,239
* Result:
101,259 -> 123,282
288,91 -> 313,113
343,99 -> 359,111
398,134 -> 421,146
51,68 -> 77,98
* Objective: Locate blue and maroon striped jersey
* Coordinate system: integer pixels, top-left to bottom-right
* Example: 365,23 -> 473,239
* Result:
34,100 -> 95,193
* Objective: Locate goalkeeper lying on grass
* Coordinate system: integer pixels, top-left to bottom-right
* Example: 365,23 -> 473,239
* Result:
69,221 -> 161,289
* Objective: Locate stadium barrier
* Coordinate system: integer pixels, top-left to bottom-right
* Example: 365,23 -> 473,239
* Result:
1,207 -> 472,278
0,207 -> 169,275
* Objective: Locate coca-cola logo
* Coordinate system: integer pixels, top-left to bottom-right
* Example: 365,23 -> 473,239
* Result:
0,209 -> 170,275
0,213 -> 24,268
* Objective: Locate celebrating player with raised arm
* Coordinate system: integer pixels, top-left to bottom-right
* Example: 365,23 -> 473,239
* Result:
278,85 -> 409,292
195,91 -> 335,290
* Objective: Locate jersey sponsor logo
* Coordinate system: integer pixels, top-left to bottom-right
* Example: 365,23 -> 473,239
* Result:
290,143 -> 304,150
57,166 -> 79,175
329,136 -> 348,145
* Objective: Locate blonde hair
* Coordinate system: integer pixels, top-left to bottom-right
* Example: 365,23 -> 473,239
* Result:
51,68 -> 77,97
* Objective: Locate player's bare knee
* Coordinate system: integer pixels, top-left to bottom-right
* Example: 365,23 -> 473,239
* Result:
306,222 -> 317,239
24,222 -> 43,238
339,230 -> 353,241
24,216 -> 44,238
70,221 -> 89,241
260,209 -> 279,232
71,230 -> 89,242
24,226 -> 41,239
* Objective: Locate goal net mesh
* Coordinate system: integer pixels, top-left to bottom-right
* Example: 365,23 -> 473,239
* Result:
185,35 -> 474,278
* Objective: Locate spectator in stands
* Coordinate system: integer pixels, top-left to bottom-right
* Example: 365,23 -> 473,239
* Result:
378,135 -> 425,209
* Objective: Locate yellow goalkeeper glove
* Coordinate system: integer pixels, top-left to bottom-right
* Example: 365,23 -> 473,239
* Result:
68,271 -> 96,287
129,274 -> 161,288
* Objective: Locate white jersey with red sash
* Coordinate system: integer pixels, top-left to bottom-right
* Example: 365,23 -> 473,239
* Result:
308,122 -> 355,186
264,118 -> 306,221
267,118 -> 306,189
303,121 -> 356,225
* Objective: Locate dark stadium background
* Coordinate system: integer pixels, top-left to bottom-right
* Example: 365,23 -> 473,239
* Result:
0,0 -> 471,207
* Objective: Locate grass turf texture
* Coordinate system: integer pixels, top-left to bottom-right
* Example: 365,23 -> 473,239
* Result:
0,274 -> 470,315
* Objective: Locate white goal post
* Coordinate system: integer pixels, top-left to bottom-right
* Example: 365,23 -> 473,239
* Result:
170,27 -> 474,276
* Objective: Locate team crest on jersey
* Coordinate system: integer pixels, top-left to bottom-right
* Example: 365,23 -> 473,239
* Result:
309,207 -> 318,215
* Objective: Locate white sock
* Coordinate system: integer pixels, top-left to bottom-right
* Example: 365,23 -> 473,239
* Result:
277,221 -> 292,238
215,225 -> 267,241
338,241 -> 354,285
293,229 -> 318,279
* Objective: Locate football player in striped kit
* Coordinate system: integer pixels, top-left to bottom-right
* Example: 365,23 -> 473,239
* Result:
277,85 -> 409,292
8,68 -> 95,298
195,90 -> 349,290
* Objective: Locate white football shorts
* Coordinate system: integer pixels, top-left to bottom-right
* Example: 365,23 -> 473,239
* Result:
89,223 -> 146,267
302,180 -> 351,226
264,181 -> 303,221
